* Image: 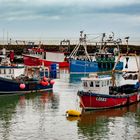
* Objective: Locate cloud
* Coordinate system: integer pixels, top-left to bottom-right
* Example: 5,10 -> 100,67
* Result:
0,0 -> 140,21
0,0 -> 140,43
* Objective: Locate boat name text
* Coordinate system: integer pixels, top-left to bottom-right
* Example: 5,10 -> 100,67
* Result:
96,97 -> 107,102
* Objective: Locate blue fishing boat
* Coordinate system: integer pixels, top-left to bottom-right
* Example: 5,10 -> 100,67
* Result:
0,64 -> 58,95
69,31 -> 123,74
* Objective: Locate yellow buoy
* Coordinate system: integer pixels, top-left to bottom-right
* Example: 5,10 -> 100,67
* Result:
66,110 -> 81,117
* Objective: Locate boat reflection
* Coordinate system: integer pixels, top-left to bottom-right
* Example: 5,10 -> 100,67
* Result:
19,91 -> 55,106
69,74 -> 87,83
39,91 -> 60,110
79,103 -> 137,125
77,103 -> 140,139
69,71 -> 113,84
40,91 -> 54,104
19,91 -> 60,110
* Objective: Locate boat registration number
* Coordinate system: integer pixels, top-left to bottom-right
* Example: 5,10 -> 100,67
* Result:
96,97 -> 107,102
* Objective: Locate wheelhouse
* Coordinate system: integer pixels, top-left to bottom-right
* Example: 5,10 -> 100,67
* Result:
81,74 -> 112,94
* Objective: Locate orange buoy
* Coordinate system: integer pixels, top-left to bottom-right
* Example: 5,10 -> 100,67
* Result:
44,81 -> 49,86
40,81 -> 49,86
20,83 -> 25,89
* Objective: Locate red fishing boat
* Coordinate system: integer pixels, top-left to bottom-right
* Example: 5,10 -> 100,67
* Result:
78,72 -> 140,110
23,46 -> 69,67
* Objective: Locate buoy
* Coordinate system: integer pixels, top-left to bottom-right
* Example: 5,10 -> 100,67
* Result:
40,81 -> 49,86
66,110 -> 81,117
50,80 -> 55,85
43,76 -> 48,81
20,83 -> 25,89
44,81 -> 49,86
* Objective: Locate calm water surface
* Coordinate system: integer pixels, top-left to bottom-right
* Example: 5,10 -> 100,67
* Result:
0,57 -> 140,140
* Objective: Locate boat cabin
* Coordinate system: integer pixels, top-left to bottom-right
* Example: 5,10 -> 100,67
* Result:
0,65 -> 50,80
0,67 -> 24,79
27,48 -> 66,62
122,71 -> 138,80
0,57 -> 11,66
0,68 -> 15,79
24,66 -> 50,80
81,74 -> 112,94
96,53 -> 115,61
28,48 -> 44,59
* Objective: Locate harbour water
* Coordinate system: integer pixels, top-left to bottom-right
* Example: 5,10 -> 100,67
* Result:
0,57 -> 140,140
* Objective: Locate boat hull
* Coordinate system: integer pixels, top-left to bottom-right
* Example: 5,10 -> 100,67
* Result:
39,59 -> 69,67
78,91 -> 139,110
23,54 -> 69,67
69,59 -> 123,74
23,55 -> 40,66
0,65 -> 24,69
0,77 -> 53,95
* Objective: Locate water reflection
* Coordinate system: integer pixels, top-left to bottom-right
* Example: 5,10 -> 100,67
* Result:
18,91 -> 60,114
69,74 -> 88,83
0,91 -> 60,140
77,103 -> 140,140
0,56 -> 140,140
0,95 -> 19,140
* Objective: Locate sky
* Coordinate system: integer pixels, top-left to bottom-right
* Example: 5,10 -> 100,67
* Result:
0,0 -> 140,44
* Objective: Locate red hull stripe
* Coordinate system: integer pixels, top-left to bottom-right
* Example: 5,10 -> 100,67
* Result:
78,91 -> 138,109
23,55 -> 69,67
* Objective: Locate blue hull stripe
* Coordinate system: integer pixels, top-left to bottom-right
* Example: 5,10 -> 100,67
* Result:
70,59 -> 123,73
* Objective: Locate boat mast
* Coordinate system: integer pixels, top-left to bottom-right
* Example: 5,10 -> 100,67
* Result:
134,53 -> 140,81
138,56 -> 140,82
99,33 -> 106,52
83,33 -> 91,61
111,36 -> 128,86
69,31 -> 91,61
125,36 -> 129,54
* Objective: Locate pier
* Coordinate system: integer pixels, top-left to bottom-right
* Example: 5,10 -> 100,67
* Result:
0,44 -> 140,55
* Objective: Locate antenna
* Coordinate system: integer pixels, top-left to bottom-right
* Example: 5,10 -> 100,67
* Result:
125,36 -> 130,53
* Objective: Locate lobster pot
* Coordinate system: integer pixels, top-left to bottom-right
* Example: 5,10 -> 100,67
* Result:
50,63 -> 59,78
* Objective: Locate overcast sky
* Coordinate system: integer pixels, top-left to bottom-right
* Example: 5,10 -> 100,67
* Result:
0,0 -> 140,43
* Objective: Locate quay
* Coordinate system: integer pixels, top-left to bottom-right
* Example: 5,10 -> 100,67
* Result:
0,44 -> 140,55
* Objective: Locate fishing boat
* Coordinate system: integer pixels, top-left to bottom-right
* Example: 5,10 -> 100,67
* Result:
0,56 -> 24,68
23,42 -> 69,68
77,52 -> 140,110
69,31 -> 123,74
0,64 -> 57,95
78,73 -> 140,110
0,47 -> 24,69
